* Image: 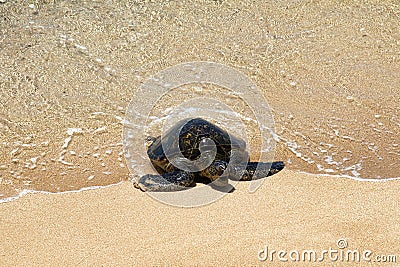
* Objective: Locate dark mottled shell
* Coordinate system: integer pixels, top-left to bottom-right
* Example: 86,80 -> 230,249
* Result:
147,118 -> 246,173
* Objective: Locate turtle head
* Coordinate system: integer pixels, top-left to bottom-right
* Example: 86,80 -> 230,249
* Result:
206,160 -> 227,180
210,161 -> 231,189
198,160 -> 228,187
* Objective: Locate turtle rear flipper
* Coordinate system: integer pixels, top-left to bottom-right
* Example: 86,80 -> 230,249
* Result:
229,161 -> 285,181
137,171 -> 195,192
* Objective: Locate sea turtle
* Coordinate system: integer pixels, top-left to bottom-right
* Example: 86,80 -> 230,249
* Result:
135,118 -> 284,191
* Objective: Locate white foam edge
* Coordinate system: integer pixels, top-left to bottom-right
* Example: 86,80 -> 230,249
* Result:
0,181 -> 123,204
298,171 -> 400,182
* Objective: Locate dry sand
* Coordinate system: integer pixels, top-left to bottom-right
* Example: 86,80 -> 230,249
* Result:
1,0 -> 400,266
1,171 -> 399,265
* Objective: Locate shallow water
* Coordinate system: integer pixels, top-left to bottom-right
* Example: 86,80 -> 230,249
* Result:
1,0 -> 399,201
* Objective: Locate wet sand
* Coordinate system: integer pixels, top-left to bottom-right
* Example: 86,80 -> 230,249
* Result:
1,0 -> 400,265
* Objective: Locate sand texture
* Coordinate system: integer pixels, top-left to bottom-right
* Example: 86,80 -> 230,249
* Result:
2,171 -> 400,266
1,0 -> 399,266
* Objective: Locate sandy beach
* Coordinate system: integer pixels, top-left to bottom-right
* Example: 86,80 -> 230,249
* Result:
2,170 -> 399,265
1,0 -> 399,265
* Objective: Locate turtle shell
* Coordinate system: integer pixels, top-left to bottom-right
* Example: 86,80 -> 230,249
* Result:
147,118 -> 247,174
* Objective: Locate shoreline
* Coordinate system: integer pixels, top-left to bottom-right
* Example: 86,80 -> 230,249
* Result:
2,170 -> 400,204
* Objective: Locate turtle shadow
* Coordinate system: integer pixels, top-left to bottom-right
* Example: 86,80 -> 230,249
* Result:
209,183 -> 236,193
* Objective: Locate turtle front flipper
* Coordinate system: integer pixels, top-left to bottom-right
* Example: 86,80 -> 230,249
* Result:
229,161 -> 285,181
136,171 -> 195,192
